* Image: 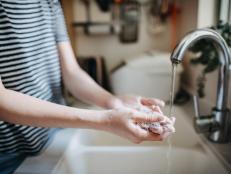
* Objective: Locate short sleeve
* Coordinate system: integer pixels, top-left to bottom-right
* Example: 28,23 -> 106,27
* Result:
52,0 -> 69,42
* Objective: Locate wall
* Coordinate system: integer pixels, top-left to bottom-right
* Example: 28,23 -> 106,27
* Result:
197,0 -> 217,28
74,0 -> 172,71
177,0 -> 198,39
73,0 -> 230,108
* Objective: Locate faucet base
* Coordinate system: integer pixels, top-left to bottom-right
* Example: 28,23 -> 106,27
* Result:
208,109 -> 230,143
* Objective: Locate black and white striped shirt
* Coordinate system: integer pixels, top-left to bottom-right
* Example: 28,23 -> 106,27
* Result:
0,0 -> 68,155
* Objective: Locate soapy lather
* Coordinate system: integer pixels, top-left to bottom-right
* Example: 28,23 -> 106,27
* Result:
136,106 -> 176,135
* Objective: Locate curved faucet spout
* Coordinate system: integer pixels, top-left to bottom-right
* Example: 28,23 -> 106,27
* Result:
170,28 -> 231,143
171,29 -> 230,66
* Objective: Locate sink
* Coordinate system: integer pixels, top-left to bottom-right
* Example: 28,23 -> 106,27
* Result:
52,106 -> 230,174
54,147 -> 228,174
72,106 -> 203,148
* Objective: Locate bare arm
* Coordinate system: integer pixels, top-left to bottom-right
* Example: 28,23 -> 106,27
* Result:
58,41 -> 165,110
0,79 -> 168,143
0,80 -> 108,129
58,42 -> 122,109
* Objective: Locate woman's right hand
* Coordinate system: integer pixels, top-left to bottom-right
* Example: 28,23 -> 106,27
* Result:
103,107 -> 174,144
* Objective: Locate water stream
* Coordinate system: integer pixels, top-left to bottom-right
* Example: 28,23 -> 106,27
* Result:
169,63 -> 177,117
166,63 -> 177,174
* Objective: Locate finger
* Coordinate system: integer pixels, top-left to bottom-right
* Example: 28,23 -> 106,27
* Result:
163,125 -> 175,133
149,126 -> 164,134
130,122 -> 164,141
149,105 -> 163,114
143,132 -> 165,141
129,122 -> 150,140
159,116 -> 173,124
132,111 -> 165,123
138,122 -> 152,131
135,105 -> 152,113
141,98 -> 165,107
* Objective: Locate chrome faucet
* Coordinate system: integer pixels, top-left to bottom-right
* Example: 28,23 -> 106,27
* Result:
170,28 -> 231,143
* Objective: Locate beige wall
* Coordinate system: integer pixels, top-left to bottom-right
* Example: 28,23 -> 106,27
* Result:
73,0 -> 227,107
177,0 -> 198,39
74,0 -> 172,71
73,0 -> 205,71
73,0 -> 220,68
197,0 -> 217,28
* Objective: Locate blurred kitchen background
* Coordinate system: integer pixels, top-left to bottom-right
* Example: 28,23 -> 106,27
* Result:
60,0 -> 230,107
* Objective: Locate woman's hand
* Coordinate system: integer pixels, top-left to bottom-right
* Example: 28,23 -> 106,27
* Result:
103,107 -> 173,144
118,95 -> 165,108
108,95 -> 165,113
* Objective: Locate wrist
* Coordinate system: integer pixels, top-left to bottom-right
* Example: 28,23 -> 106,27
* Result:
106,96 -> 124,109
99,109 -> 114,131
75,109 -> 113,131
89,109 -> 114,131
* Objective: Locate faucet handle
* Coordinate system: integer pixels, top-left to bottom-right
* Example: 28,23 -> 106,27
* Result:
193,95 -> 200,118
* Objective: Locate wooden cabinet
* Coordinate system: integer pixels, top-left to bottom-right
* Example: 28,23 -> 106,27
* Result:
60,0 -> 76,53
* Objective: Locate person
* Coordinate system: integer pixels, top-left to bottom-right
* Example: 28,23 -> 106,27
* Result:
0,0 -> 175,173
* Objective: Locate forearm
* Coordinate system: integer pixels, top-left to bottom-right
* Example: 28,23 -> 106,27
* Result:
0,87 -> 109,130
65,67 -> 121,108
58,42 -> 122,109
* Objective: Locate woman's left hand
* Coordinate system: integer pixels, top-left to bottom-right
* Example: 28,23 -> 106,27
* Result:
109,95 -> 165,113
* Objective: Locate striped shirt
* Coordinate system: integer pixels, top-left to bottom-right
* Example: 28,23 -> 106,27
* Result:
0,0 -> 69,155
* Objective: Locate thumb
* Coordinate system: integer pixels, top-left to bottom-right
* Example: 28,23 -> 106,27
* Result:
141,98 -> 165,107
149,105 -> 163,114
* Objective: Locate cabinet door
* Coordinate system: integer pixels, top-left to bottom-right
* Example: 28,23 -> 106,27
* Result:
60,0 -> 76,53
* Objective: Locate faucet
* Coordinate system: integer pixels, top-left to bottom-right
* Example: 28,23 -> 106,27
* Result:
170,28 -> 231,143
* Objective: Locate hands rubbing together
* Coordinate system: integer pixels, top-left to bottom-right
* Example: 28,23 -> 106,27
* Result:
105,95 -> 176,144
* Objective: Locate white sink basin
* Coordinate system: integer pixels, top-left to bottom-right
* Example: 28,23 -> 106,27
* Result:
54,147 -> 228,174
53,106 -> 230,174
70,106 -> 203,148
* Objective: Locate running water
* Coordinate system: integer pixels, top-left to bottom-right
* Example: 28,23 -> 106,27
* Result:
169,63 -> 177,117
166,63 -> 177,174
